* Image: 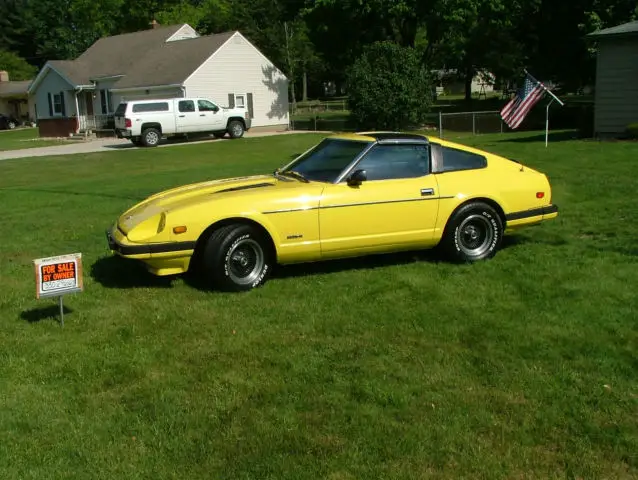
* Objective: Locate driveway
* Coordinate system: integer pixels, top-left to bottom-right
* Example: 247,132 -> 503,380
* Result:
0,130 -> 322,161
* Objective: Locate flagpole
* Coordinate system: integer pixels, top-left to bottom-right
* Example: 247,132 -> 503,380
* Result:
523,69 -> 564,147
524,69 -> 565,106
545,98 -> 555,148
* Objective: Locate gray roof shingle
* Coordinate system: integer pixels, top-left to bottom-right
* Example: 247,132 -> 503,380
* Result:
0,80 -> 31,97
588,20 -> 638,38
48,25 -> 236,89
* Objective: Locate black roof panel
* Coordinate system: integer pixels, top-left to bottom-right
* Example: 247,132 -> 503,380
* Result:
356,132 -> 429,143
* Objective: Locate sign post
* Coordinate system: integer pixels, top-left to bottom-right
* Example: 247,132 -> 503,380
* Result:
33,253 -> 83,327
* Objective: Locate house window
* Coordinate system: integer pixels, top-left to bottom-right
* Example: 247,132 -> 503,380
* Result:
53,93 -> 63,115
235,94 -> 246,108
100,90 -> 113,114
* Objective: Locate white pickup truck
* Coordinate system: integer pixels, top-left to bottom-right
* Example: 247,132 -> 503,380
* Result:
114,97 -> 251,147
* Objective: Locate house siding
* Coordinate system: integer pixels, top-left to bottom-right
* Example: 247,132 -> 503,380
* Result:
34,69 -> 75,119
167,24 -> 199,42
183,33 -> 289,129
594,36 -> 638,136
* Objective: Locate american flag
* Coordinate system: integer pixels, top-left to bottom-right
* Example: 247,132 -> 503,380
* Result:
501,74 -> 546,129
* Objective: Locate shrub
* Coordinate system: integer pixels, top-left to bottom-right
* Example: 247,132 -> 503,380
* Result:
626,123 -> 638,139
346,41 -> 433,131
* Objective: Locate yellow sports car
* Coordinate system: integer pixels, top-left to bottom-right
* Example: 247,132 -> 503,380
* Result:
106,132 -> 558,291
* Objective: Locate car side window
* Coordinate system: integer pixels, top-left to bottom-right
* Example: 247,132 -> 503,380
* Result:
355,144 -> 430,181
441,147 -> 487,172
198,100 -> 219,112
179,100 -> 195,113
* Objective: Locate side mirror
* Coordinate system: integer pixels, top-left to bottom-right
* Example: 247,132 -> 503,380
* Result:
347,169 -> 367,186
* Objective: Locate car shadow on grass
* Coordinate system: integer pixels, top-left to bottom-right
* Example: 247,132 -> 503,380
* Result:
20,304 -> 73,323
89,235 -> 542,291
90,256 -> 175,289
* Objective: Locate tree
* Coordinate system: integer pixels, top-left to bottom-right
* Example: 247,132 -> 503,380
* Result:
346,41 -> 433,130
0,50 -> 37,80
432,0 -> 526,101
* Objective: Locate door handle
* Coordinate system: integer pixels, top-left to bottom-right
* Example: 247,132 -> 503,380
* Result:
178,115 -> 185,117
200,114 -> 206,117
421,188 -> 435,196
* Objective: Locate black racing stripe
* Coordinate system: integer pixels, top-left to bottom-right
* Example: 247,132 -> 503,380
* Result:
216,183 -> 274,193
262,196 -> 456,214
106,230 -> 195,255
505,204 -> 559,221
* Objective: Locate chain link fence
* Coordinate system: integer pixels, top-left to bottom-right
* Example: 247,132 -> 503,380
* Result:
437,111 -> 504,138
288,103 -> 506,138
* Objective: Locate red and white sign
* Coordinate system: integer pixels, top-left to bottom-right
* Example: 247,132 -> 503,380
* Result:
34,253 -> 83,299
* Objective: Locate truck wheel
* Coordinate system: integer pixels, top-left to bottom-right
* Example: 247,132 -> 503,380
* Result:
228,120 -> 245,139
141,128 -> 161,147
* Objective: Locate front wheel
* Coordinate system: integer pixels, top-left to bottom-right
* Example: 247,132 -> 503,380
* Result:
227,120 -> 245,139
202,224 -> 273,292
441,202 -> 503,262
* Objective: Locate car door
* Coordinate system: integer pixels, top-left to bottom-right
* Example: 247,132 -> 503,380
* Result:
197,99 -> 226,131
176,99 -> 201,133
319,143 -> 440,257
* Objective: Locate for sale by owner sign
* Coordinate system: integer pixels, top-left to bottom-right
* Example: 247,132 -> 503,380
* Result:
34,253 -> 83,299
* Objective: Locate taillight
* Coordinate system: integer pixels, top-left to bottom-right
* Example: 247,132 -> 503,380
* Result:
125,118 -> 132,128
536,192 -> 545,199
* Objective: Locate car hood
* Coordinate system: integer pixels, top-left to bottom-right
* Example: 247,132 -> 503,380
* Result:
117,174 -> 295,235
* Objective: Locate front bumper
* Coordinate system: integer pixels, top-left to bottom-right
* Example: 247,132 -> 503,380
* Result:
106,225 -> 197,276
106,226 -> 196,257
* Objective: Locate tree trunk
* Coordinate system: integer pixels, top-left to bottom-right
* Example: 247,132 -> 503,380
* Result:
302,69 -> 308,102
464,69 -> 474,102
290,78 -> 297,111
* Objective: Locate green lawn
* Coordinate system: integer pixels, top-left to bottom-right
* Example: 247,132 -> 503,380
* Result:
0,127 -> 66,151
1,132 -> 636,479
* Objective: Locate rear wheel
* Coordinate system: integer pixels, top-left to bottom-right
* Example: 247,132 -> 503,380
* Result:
227,120 -> 245,139
141,128 -> 161,147
441,202 -> 503,262
202,224 -> 273,292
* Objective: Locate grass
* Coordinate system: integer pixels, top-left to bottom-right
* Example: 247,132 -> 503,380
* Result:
1,131 -> 637,479
0,127 -> 67,151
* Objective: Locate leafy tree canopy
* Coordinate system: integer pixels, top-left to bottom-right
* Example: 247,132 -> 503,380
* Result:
346,41 -> 433,130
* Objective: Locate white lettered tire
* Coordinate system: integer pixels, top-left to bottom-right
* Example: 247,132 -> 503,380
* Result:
441,202 -> 503,262
202,224 -> 273,291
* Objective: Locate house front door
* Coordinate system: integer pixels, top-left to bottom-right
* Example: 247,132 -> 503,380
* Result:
84,92 -> 94,116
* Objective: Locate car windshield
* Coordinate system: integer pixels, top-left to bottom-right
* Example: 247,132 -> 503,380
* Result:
280,138 -> 371,183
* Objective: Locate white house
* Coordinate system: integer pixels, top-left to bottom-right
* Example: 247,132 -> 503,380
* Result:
27,23 -> 290,137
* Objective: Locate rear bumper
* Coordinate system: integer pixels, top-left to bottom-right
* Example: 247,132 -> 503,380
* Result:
505,204 -> 558,222
115,128 -> 131,138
